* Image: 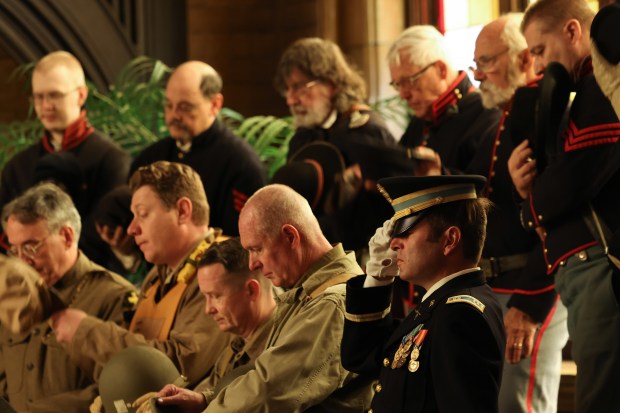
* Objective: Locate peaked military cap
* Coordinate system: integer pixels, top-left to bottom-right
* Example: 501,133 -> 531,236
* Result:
377,175 -> 486,237
591,2 -> 620,66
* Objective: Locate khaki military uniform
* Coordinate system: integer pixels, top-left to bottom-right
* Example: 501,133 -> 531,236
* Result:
204,244 -> 374,413
197,309 -> 275,399
63,232 -> 231,386
0,253 -> 136,413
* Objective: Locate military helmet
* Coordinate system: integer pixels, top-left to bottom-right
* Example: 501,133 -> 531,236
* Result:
99,345 -> 187,413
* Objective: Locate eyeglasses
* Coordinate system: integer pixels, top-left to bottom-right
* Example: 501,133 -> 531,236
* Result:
282,80 -> 319,98
8,235 -> 50,260
389,62 -> 436,91
30,87 -> 81,105
469,49 -> 509,73
165,100 -> 200,115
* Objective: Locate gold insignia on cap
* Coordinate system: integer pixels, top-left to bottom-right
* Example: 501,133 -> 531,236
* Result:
446,295 -> 485,312
390,183 -> 477,221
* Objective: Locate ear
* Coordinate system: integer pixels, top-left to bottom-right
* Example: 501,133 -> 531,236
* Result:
176,197 -> 194,224
434,60 -> 448,80
210,93 -> 224,115
517,48 -> 534,73
563,19 -> 583,46
58,225 -> 75,249
246,279 -> 261,301
77,85 -> 88,107
442,226 -> 461,256
281,224 -> 300,249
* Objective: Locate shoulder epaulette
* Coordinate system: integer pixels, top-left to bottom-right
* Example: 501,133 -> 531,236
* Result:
446,295 -> 485,313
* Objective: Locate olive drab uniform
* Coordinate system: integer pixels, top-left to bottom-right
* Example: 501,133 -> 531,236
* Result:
0,253 -> 136,413
342,271 -> 505,413
63,229 -> 231,387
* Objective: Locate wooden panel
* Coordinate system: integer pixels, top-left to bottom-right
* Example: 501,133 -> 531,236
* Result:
0,46 -> 29,123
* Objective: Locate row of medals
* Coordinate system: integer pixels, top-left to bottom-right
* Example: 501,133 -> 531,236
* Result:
392,335 -> 420,373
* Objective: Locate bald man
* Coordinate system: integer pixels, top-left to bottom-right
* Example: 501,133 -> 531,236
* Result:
0,51 -> 131,267
470,14 -> 569,413
130,61 -> 266,235
147,184 -> 374,412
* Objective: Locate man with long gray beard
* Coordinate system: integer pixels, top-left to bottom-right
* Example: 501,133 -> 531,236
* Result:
470,14 -> 569,413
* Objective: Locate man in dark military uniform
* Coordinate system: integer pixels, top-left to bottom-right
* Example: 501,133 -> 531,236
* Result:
470,14 -> 569,413
274,37 -> 397,255
129,61 -> 266,237
509,1 -> 620,411
386,25 -> 502,316
387,25 -> 501,174
342,175 -> 505,413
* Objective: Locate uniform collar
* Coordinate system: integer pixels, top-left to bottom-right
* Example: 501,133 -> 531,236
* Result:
430,71 -> 472,124
421,267 -> 480,302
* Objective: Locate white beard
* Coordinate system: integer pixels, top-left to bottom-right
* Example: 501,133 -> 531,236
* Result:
290,99 -> 333,129
479,65 -> 527,109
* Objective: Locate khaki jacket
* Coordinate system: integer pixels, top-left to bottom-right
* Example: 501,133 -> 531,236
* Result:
64,234 -> 230,386
0,253 -> 136,413
205,244 -> 374,412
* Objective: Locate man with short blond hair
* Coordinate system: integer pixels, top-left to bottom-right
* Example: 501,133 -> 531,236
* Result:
0,50 -> 130,268
509,1 -> 620,411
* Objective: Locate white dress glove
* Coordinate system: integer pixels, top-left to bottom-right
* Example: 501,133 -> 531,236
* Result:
366,219 -> 399,279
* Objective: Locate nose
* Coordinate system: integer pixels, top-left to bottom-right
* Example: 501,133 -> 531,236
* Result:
472,68 -> 486,82
248,254 -> 261,272
398,86 -> 410,101
127,217 -> 139,236
205,298 -> 216,315
285,90 -> 299,107
533,58 -> 545,76
389,238 -> 401,251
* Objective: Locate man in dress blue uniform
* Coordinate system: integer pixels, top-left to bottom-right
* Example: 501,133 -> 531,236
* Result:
509,1 -> 620,411
471,14 -> 569,413
341,175 -> 506,413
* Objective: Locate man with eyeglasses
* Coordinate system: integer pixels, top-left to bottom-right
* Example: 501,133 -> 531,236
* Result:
274,37 -> 398,257
0,182 -> 136,413
508,1 -> 620,411
387,26 -> 502,317
0,51 -> 131,270
341,175 -> 505,413
470,14 -> 569,413
129,61 -> 266,237
388,25 -> 501,175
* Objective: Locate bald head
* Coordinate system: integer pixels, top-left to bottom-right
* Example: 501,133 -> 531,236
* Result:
474,13 -> 533,108
241,184 -> 323,241
165,61 -> 224,142
239,184 -> 332,288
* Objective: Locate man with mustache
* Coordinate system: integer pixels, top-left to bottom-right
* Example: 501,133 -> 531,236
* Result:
470,14 -> 569,413
130,61 -> 266,236
274,38 -> 397,256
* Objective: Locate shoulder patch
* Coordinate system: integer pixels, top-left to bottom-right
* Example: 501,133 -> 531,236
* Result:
349,111 -> 370,128
446,295 -> 485,313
